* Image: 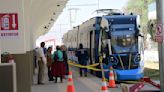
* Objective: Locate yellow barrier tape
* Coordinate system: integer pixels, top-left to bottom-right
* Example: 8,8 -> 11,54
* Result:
87,66 -> 102,71
68,60 -> 99,67
87,63 -> 100,67
68,61 -> 109,72
68,62 -> 86,68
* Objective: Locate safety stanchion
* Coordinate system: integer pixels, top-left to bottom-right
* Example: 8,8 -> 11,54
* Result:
141,77 -> 160,89
66,71 -> 76,92
108,66 -> 116,88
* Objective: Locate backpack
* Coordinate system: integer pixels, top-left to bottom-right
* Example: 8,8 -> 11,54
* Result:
53,50 -> 63,62
53,52 -> 58,62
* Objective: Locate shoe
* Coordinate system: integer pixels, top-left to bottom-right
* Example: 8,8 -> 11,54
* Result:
49,79 -> 54,81
60,78 -> 63,82
54,80 -> 57,83
38,82 -> 44,85
85,74 -> 87,77
84,72 -> 87,77
54,77 -> 57,83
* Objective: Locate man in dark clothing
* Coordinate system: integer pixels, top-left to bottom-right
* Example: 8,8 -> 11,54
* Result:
76,43 -> 89,77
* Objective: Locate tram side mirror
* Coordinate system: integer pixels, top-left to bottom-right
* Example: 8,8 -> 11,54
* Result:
138,34 -> 144,38
135,32 -> 144,38
93,24 -> 95,27
104,27 -> 108,32
130,12 -> 133,15
100,27 -> 103,30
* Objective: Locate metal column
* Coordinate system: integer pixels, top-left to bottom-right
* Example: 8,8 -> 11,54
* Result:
0,39 -> 1,64
156,0 -> 164,91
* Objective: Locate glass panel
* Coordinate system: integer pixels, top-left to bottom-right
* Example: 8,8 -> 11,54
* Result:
111,30 -> 137,54
112,34 -> 135,47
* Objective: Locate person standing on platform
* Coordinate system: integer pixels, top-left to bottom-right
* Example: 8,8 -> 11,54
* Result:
52,46 -> 66,83
36,42 -> 47,85
46,46 -> 54,81
34,48 -> 38,69
76,43 -> 89,77
61,45 -> 69,77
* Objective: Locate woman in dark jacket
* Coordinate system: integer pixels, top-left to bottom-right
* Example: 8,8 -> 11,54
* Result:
61,45 -> 69,76
46,47 -> 54,81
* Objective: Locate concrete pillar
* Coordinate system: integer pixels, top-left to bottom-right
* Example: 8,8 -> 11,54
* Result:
13,52 -> 33,92
0,0 -> 32,92
0,40 -> 1,63
0,0 -> 26,53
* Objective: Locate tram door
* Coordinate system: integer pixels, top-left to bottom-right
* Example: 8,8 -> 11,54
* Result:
90,31 -> 95,69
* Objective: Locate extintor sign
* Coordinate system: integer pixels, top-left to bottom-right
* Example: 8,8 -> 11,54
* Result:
0,13 -> 19,38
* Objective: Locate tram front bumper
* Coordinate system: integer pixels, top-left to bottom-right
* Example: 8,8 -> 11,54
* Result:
115,67 -> 144,80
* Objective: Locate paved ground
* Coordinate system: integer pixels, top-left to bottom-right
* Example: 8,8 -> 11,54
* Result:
31,68 -> 122,92
31,67 -> 160,92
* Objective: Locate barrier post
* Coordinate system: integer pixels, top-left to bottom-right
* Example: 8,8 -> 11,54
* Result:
108,66 -> 116,88
66,71 -> 75,92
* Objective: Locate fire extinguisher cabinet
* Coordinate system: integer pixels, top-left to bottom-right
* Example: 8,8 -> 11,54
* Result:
0,53 -> 17,92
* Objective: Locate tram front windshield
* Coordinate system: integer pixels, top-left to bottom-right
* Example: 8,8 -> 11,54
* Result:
111,27 -> 138,54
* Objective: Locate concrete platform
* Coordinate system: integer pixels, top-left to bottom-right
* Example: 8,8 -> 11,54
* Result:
31,67 -> 160,92
31,68 -> 122,92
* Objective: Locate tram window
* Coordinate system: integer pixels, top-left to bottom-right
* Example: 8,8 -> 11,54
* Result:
111,31 -> 136,47
116,36 -> 135,47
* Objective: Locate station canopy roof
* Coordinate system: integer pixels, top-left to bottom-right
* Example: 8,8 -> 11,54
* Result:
30,0 -> 68,40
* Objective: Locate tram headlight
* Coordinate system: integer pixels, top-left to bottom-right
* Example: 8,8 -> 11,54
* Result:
109,55 -> 118,65
134,54 -> 141,64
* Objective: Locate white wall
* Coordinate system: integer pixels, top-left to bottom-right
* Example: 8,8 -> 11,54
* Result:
0,0 -> 68,55
0,0 -> 26,54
